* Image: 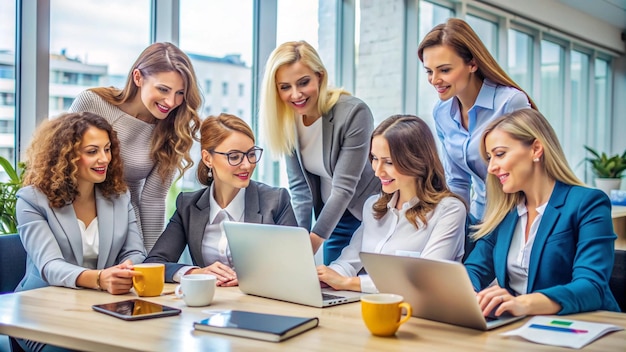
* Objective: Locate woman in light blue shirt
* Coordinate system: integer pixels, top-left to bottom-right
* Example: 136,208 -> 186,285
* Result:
417,18 -> 536,222
317,115 -> 466,293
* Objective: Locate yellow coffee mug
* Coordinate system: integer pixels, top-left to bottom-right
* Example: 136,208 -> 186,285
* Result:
361,293 -> 412,336
132,263 -> 165,297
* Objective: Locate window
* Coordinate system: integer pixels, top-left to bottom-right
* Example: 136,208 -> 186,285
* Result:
570,50 -> 589,180
507,29 -> 533,93
0,0 -> 15,169
466,15 -> 497,54
179,0 -> 253,190
416,1 -> 454,127
0,92 -> 14,106
539,40 -> 565,140
49,0 -> 151,117
0,119 -> 13,133
594,58 -> 610,152
238,83 -> 244,97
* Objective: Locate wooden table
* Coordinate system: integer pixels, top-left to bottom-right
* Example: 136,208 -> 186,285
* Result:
0,285 -> 624,352
613,205 -> 626,250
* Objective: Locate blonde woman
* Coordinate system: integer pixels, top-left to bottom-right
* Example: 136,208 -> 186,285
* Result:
418,18 -> 535,222
70,42 -> 202,251
259,41 -> 380,264
465,109 -> 619,317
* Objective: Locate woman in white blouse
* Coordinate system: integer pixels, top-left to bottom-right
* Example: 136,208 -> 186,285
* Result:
317,115 -> 467,293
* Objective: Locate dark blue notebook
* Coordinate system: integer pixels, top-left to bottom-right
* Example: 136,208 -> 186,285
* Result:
194,310 -> 319,342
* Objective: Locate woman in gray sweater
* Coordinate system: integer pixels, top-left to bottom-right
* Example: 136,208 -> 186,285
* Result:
69,42 -> 202,251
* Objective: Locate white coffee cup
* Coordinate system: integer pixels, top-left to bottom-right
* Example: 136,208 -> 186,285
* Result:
175,274 -> 216,307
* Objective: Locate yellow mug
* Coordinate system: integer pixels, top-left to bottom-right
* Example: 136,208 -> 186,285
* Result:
361,293 -> 413,336
132,263 -> 165,297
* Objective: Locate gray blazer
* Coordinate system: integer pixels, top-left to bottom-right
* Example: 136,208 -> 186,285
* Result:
144,180 -> 298,282
15,186 -> 146,292
285,95 -> 381,239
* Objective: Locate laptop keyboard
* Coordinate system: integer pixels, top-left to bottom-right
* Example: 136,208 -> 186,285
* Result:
322,292 -> 344,301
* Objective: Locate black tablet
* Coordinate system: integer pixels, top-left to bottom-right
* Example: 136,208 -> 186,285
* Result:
92,299 -> 181,321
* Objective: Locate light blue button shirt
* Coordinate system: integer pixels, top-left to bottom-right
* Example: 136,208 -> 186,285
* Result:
433,79 -> 530,220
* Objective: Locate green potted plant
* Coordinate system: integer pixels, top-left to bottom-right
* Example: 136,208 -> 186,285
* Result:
583,145 -> 626,195
0,156 -> 25,234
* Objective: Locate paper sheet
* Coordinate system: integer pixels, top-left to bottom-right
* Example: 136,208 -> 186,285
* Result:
501,316 -> 623,349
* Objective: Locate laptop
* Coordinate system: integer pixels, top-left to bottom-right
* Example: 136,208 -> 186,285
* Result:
221,221 -> 363,308
360,252 -> 525,330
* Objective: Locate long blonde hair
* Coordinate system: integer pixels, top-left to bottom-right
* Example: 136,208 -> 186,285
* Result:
91,42 -> 202,181
417,18 -> 537,110
259,41 -> 350,156
473,109 -> 584,239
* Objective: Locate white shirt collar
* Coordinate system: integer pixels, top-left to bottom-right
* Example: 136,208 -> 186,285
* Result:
208,183 -> 247,223
386,192 -> 420,213
516,200 -> 548,216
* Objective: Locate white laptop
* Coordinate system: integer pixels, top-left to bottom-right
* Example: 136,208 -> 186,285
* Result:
360,252 -> 525,330
222,221 -> 363,308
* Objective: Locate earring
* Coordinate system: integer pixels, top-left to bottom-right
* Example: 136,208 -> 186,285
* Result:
208,167 -> 213,178
533,158 -> 540,163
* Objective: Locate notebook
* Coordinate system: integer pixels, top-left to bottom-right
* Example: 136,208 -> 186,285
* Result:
360,252 -> 525,330
222,221 -> 363,308
194,310 -> 319,342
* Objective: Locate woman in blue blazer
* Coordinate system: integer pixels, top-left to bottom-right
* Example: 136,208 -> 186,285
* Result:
144,114 -> 297,286
465,109 -> 619,316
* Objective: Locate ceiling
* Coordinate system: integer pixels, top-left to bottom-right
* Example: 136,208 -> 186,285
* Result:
559,0 -> 626,30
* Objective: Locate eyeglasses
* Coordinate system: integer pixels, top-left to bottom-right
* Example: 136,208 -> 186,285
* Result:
211,147 -> 263,166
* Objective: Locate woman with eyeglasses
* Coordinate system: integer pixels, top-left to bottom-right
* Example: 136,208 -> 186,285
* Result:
144,114 -> 297,286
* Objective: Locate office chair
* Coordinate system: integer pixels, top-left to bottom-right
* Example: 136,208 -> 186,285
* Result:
0,234 -> 26,294
0,234 -> 27,352
610,249 -> 626,312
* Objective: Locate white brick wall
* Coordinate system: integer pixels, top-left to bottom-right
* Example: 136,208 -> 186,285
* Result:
356,0 -> 405,123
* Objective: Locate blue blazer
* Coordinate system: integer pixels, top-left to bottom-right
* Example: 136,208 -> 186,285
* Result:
15,186 -> 147,292
465,181 -> 620,314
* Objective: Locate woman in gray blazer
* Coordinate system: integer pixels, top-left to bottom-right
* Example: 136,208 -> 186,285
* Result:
259,41 -> 380,264
145,114 -> 297,286
15,112 -> 146,351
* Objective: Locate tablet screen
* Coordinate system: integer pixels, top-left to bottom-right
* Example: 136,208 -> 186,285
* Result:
92,299 -> 181,321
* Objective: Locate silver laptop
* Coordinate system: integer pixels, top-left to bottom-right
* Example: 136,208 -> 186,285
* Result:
222,221 -> 363,308
360,252 -> 525,330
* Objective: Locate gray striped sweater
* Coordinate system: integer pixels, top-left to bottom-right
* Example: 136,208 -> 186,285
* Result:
69,90 -> 172,251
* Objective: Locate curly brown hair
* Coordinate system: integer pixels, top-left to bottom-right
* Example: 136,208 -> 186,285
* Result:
23,112 -> 127,208
370,115 -> 466,229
